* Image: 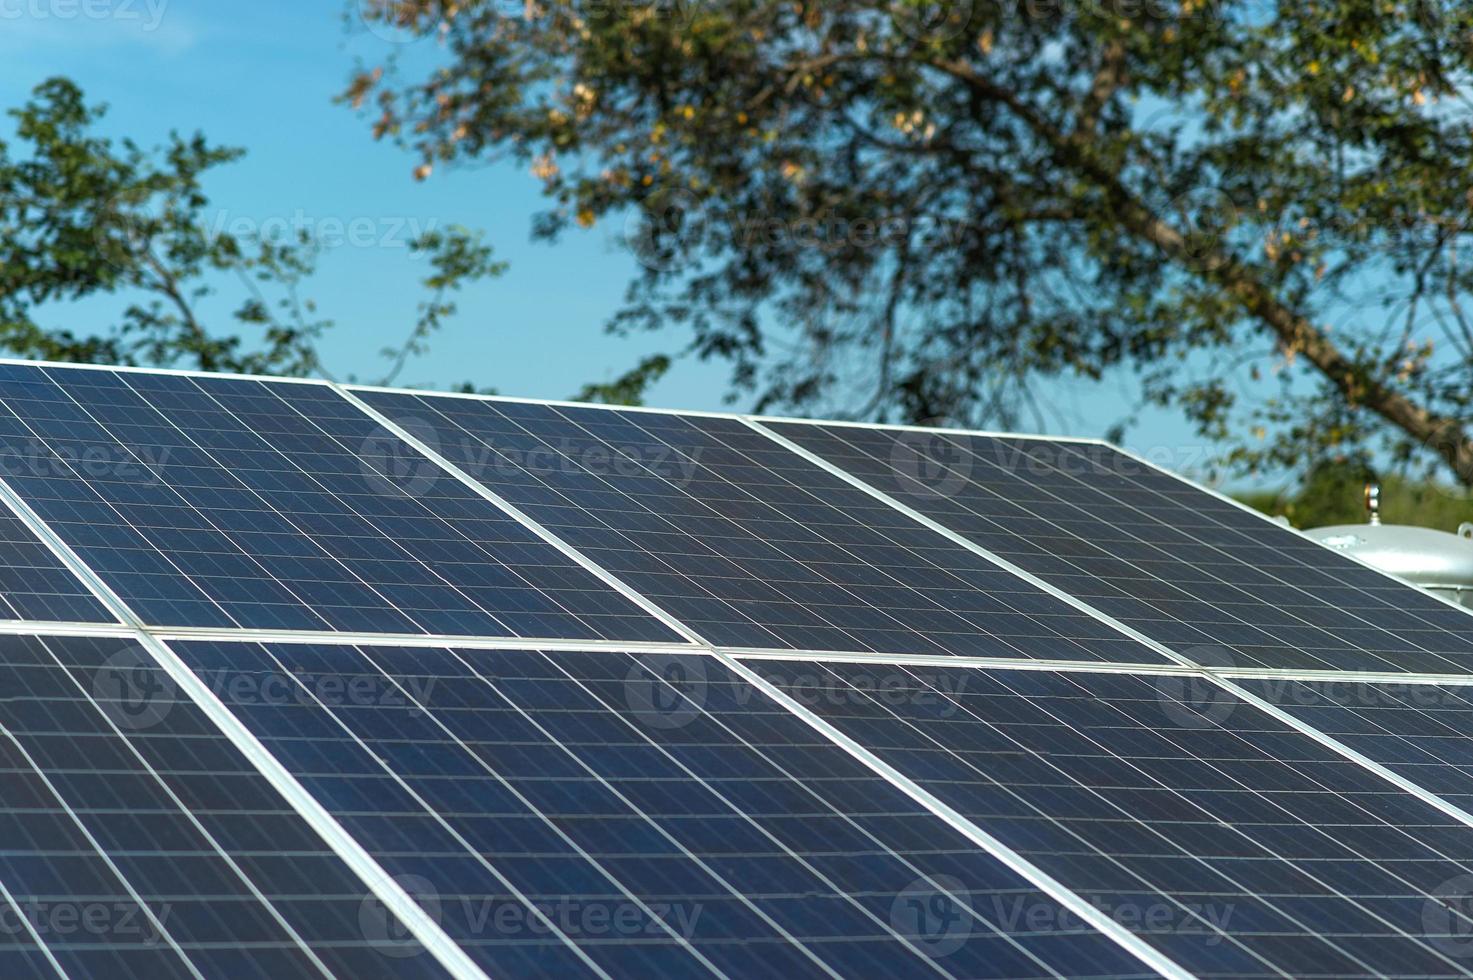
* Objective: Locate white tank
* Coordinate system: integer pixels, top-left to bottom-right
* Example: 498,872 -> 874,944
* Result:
1309,507 -> 1473,610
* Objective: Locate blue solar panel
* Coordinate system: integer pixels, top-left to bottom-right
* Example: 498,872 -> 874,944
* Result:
1234,677 -> 1473,811
762,422 -> 1473,674
0,633 -> 446,978
10,364 -> 1473,979
168,640 -> 1157,978
749,659 -> 1473,978
0,498 -> 113,624
0,365 -> 678,642
351,391 -> 1170,664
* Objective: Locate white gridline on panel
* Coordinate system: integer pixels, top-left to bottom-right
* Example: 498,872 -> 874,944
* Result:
1101,440 -> 1473,628
207,638 -> 1029,979
334,384 -> 709,647
756,659 -> 1473,977
214,639 -> 675,979
741,416 -> 1473,833
182,635 -> 1176,979
12,631 -> 342,977
0,467 -> 488,977
109,370 -> 528,637
4,353 -> 1463,632
357,385 -> 1150,664
0,369 -> 1104,977
0,356 -> 1470,977
27,367 -> 394,634
2,364 -> 655,643
0,630 -> 352,979
321,393 -> 1195,975
0,708 -> 206,979
357,387 -> 935,656
522,648 -> 1052,978
20,620 -> 1473,979
365,365 -> 1473,637
776,420 -> 1472,672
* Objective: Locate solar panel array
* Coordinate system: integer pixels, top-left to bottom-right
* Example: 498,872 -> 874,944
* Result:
0,360 -> 1470,979
761,422 -> 1473,674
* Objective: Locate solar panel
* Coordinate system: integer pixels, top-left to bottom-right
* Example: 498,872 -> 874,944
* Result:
0,632 -> 445,978
0,365 -> 677,642
350,391 -> 1169,665
0,496 -> 113,624
760,421 -> 1473,673
1233,677 -> 1473,811
163,639 -> 1165,978
5,363 -> 1473,979
746,659 -> 1473,978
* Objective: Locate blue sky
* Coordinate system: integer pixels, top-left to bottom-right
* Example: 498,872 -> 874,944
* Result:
0,0 -> 1236,483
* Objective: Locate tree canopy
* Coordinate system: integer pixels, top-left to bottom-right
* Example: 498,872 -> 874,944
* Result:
1237,457 -> 1471,527
0,77 -> 503,385
347,0 -> 1473,486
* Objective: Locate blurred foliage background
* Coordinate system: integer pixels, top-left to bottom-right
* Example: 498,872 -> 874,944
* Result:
1237,461 -> 1473,528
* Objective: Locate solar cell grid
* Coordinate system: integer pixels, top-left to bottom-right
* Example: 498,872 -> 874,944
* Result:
762,420 -> 1473,674
0,364 -> 677,642
750,659 -> 1473,979
0,633 -> 445,979
0,508 -> 112,623
354,390 -> 1172,665
1233,678 -> 1473,814
9,363 -> 1473,979
168,639 -> 1156,979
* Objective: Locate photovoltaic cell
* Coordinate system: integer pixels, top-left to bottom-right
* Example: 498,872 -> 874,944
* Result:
10,362 -> 1473,980
0,501 -> 112,624
1234,677 -> 1473,813
751,660 -> 1473,978
0,364 -> 677,642
0,633 -> 445,979
168,640 -> 1156,979
353,391 -> 1171,664
764,422 -> 1473,674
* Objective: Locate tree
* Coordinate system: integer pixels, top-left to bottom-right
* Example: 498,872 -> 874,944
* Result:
0,77 -> 503,384
1238,457 -> 1473,528
346,0 -> 1473,485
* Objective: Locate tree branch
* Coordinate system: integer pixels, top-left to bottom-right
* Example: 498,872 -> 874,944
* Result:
929,56 -> 1473,485
1078,39 -> 1127,135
